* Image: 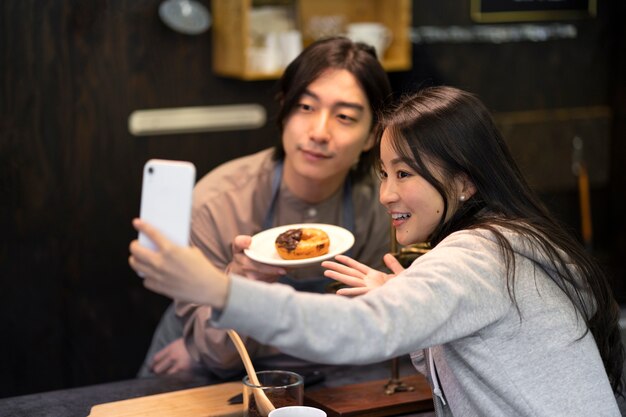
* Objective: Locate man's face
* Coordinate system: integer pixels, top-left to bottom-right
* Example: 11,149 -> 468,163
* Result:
281,68 -> 374,188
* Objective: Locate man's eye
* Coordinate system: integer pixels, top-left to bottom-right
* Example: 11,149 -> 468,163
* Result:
298,103 -> 314,111
337,114 -> 356,123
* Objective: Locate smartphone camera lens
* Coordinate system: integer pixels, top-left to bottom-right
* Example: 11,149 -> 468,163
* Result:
148,166 -> 154,174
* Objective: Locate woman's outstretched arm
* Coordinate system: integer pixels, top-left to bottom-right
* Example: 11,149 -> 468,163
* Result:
129,218 -> 230,309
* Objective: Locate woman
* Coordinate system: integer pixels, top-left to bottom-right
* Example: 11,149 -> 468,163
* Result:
130,86 -> 623,416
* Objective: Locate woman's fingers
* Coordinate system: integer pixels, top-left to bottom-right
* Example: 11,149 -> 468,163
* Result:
322,260 -> 364,278
383,253 -> 405,275
336,287 -> 370,297
129,239 -> 155,260
128,254 -> 145,276
129,236 -> 163,278
332,255 -> 372,274
129,243 -> 153,277
133,218 -> 171,250
323,255 -> 393,296
323,269 -> 366,287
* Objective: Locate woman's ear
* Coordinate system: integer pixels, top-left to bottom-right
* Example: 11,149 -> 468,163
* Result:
455,173 -> 477,200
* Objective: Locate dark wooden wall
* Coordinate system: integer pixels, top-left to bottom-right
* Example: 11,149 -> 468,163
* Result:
1,0 -> 624,397
1,0 -> 281,396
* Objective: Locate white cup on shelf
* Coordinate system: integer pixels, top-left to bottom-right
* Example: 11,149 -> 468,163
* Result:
346,22 -> 392,60
247,32 -> 282,73
278,30 -> 303,68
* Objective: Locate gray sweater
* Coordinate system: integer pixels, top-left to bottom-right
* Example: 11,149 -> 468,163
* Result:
213,228 -> 620,416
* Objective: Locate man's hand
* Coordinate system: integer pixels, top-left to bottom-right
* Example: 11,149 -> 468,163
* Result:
151,338 -> 194,375
227,235 -> 287,282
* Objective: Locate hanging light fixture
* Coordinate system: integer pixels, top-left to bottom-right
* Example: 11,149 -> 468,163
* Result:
158,0 -> 211,35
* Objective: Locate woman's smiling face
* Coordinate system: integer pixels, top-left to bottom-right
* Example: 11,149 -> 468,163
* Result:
378,131 -> 446,246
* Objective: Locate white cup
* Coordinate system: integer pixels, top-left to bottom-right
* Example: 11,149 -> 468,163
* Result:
268,406 -> 327,417
247,33 -> 281,73
277,30 -> 303,68
247,46 -> 278,73
346,22 -> 392,60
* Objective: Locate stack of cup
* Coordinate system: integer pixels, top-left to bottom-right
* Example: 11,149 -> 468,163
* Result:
248,30 -> 303,73
345,22 -> 392,60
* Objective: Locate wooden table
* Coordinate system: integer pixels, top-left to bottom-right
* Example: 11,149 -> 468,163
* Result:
0,358 -> 434,417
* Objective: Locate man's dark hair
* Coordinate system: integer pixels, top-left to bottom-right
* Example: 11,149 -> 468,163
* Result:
273,37 -> 392,181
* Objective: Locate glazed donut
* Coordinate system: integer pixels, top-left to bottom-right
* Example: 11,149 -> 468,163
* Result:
275,228 -> 330,260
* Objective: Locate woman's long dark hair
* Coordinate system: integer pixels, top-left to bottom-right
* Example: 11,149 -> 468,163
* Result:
273,37 -> 392,181
377,86 -> 624,394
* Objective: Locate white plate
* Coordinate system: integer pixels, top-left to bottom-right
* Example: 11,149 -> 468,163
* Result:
244,223 -> 355,267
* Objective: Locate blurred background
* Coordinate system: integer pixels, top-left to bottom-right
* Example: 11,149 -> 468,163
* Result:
1,0 -> 625,398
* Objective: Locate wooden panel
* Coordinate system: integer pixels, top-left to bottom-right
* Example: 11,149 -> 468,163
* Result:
299,0 -> 379,27
373,0 -> 412,69
494,106 -> 611,191
212,0 -> 250,77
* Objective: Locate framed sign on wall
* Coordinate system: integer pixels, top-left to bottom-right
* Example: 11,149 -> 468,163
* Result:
471,0 -> 597,23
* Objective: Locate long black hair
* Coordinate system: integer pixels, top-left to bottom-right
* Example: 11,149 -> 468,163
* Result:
273,37 -> 392,181
377,86 -> 624,394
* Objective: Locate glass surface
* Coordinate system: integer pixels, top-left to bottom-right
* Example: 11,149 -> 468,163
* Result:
243,370 -> 304,417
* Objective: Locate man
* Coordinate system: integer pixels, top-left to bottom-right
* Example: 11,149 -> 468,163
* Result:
139,37 -> 392,378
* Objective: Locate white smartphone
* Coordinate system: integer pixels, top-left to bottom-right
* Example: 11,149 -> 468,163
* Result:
138,159 -> 196,250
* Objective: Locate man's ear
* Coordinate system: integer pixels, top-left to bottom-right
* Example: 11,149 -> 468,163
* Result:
362,132 -> 376,152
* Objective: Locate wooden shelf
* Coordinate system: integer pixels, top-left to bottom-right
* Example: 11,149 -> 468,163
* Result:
211,0 -> 412,80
